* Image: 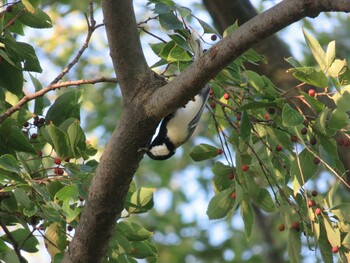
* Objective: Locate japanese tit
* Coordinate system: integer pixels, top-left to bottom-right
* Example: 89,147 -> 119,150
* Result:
146,84 -> 210,160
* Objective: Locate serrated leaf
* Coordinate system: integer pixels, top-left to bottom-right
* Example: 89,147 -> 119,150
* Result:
195,17 -> 218,34
158,13 -> 183,30
0,60 -> 23,95
117,221 -> 153,242
240,111 -> 251,141
327,109 -> 348,130
206,188 -> 235,219
303,29 -> 326,72
190,143 -> 220,161
0,154 -> 20,172
291,66 -> 328,88
240,195 -> 254,240
333,85 -> 350,111
44,124 -> 71,159
328,59 -> 347,78
288,229 -> 302,263
291,149 -> 318,195
45,89 -> 82,126
282,104 -> 304,127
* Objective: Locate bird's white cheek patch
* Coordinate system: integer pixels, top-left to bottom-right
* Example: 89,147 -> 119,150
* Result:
149,144 -> 171,157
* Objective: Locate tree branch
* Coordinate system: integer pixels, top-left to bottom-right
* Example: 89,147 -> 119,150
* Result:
0,77 -> 118,124
0,220 -> 26,263
147,0 -> 350,119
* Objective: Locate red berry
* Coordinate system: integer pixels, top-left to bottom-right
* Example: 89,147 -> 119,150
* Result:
217,149 -> 223,155
209,89 -> 214,96
57,168 -> 64,175
223,93 -> 230,100
242,164 -> 249,172
301,127 -> 307,135
264,113 -> 269,120
54,167 -> 60,174
337,138 -> 345,146
37,150 -> 43,157
315,208 -> 321,215
308,89 -> 316,97
31,133 -> 38,139
278,224 -> 285,232
210,102 -> 216,108
231,192 -> 236,199
312,190 -> 318,197
276,145 -> 283,151
54,158 -> 61,165
291,135 -> 298,143
228,173 -> 235,180
332,246 -> 339,253
211,34 -> 218,41
308,200 -> 316,207
292,221 -> 300,231
314,157 -> 320,164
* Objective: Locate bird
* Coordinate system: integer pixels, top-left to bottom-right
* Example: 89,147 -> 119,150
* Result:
146,84 -> 210,160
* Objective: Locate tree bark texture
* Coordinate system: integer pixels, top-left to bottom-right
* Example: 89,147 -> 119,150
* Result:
63,0 -> 350,262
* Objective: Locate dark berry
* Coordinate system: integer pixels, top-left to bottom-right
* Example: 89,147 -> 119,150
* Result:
31,133 -> 38,139
301,127 -> 307,135
268,107 -> 276,114
210,89 -> 214,96
57,168 -> 64,175
236,113 -> 241,121
6,5 -> 12,12
23,122 -> 29,127
276,145 -> 283,151
292,221 -> 300,232
311,190 -> 318,197
314,157 -> 320,164
291,135 -> 298,143
64,157 -> 70,162
217,149 -> 223,155
210,102 -> 216,108
228,173 -> 235,180
33,119 -> 39,126
38,117 -> 45,124
37,150 -> 43,157
310,137 -> 317,145
54,167 -> 60,174
278,224 -> 285,232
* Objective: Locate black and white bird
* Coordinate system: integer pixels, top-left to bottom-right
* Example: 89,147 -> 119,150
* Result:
146,84 -> 210,160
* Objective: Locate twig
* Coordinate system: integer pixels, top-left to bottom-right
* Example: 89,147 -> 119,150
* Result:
0,220 -> 27,263
0,77 -> 118,124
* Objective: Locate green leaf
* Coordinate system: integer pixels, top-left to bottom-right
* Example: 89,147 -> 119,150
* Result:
323,216 -> 341,248
153,2 -> 173,14
168,44 -> 192,62
2,228 -> 39,253
176,6 -> 191,17
195,17 -> 218,34
190,143 -> 220,161
282,104 -> 304,127
250,188 -> 276,212
212,161 -> 235,192
0,154 -> 20,172
30,73 -> 48,115
46,89 -> 82,126
0,60 -> 23,95
44,222 -> 67,259
302,92 -> 325,114
327,109 -> 348,130
325,41 -> 335,70
67,120 -> 86,158
244,70 -> 264,92
206,188 -> 235,220
4,126 -> 36,154
13,188 -> 31,209
130,241 -> 157,259
16,4 -> 52,28
22,0 -> 36,13
240,111 -> 251,141
158,13 -> 183,30
126,188 -> 155,214
291,149 -> 319,195
117,221 -> 153,242
328,59 -> 347,78
333,85 -> 350,111
240,195 -> 254,240
55,185 -> 79,202
288,229 -> 302,263
303,29 -> 326,72
43,124 -> 71,159
285,57 -> 302,68
291,67 -> 328,88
